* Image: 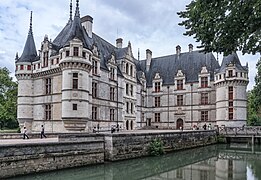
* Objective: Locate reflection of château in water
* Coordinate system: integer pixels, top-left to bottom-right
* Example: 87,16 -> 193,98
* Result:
20,144 -> 261,180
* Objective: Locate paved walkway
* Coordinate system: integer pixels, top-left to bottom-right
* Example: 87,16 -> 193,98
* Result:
0,137 -> 58,145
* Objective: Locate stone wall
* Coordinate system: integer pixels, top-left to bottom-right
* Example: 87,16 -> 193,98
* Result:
104,130 -> 217,161
0,135 -> 104,179
0,130 -> 217,178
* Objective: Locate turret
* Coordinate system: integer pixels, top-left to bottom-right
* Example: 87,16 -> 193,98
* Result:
59,0 -> 92,131
15,11 -> 38,132
214,53 -> 249,127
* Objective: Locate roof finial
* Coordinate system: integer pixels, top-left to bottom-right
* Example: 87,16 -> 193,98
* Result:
29,11 -> 33,35
138,48 -> 140,61
69,0 -> 73,21
75,0 -> 80,17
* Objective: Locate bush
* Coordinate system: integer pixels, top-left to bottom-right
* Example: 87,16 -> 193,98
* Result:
149,138 -> 165,156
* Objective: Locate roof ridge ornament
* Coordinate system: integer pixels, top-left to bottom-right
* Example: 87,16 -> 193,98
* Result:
29,11 -> 33,35
75,0 -> 80,17
69,0 -> 73,21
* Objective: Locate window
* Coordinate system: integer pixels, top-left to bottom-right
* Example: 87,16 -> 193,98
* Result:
45,104 -> 51,120
92,82 -> 98,98
73,104 -> 77,110
201,93 -> 208,105
92,106 -> 97,120
126,63 -> 129,75
201,111 -> 208,121
130,85 -> 133,96
240,72 -> 243,77
43,51 -> 49,67
200,170 -> 208,180
228,160 -> 233,179
229,87 -> 233,100
33,65 -> 35,70
51,59 -> 54,65
176,169 -> 183,179
177,80 -> 183,90
229,108 -> 233,120
155,113 -> 160,122
110,109 -> 115,121
126,102 -> 129,113
72,73 -> 78,89
56,58 -> 59,64
177,95 -> 183,106
130,65 -> 133,77
73,47 -> 79,56
155,97 -> 160,107
228,70 -> 233,77
229,101 -> 233,107
92,60 -> 98,75
38,64 -> 40,69
141,96 -> 145,107
155,82 -> 160,92
110,67 -> 115,80
131,103 -> 134,114
60,53 -> 63,59
201,77 -> 208,88
110,87 -> 115,101
82,51 -> 86,58
126,83 -> 129,95
20,65 -> 24,70
219,74 -> 221,79
66,50 -> 70,57
27,65 -> 31,70
45,78 -> 52,94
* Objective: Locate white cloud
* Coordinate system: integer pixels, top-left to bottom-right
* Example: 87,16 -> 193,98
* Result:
0,0 -> 258,90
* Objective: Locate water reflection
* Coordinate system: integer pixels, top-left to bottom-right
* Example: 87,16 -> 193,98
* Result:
11,144 -> 261,180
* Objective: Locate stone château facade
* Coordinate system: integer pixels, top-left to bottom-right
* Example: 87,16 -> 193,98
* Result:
15,1 -> 249,132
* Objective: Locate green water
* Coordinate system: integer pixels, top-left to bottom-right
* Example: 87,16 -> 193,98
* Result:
10,144 -> 261,180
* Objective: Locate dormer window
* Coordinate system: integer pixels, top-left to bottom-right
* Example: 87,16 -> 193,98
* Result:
73,47 -> 79,56
177,80 -> 183,90
201,77 -> 208,88
66,50 -> 70,57
126,63 -> 129,75
43,51 -> 49,67
155,82 -> 161,92
92,60 -> 98,75
228,70 -> 233,77
109,67 -> 115,80
82,51 -> 86,58
27,65 -> 31,70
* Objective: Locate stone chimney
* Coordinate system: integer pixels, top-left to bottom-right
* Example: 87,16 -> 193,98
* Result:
188,44 -> 193,52
116,38 -> 123,48
176,45 -> 181,56
81,15 -> 93,38
146,49 -> 152,71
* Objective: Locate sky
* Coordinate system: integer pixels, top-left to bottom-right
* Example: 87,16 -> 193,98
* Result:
0,0 -> 259,90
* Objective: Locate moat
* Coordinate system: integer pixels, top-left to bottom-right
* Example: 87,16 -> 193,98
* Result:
10,144 -> 261,180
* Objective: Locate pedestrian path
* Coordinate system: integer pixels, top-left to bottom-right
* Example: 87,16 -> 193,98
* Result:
0,137 -> 58,145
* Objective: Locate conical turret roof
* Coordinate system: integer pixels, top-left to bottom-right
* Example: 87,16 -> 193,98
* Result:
218,52 -> 247,73
17,11 -> 38,63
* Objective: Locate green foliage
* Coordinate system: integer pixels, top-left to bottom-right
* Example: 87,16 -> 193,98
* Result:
0,67 -> 18,130
178,0 -> 261,55
217,135 -> 226,143
247,58 -> 261,125
149,139 -> 165,156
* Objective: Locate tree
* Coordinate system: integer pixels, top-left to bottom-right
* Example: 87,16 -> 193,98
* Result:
247,58 -> 261,125
0,67 -> 18,129
178,0 -> 261,55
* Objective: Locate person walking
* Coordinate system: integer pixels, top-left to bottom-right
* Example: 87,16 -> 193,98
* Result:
23,127 -> 29,139
40,125 -> 47,138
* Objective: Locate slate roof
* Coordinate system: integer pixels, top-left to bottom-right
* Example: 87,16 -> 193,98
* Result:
52,6 -> 93,49
17,12 -> 38,63
136,51 -> 220,87
218,52 -> 247,73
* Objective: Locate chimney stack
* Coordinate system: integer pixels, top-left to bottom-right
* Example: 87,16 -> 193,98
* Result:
81,15 -> 93,38
146,49 -> 152,71
116,38 -> 123,48
188,44 -> 193,52
176,45 -> 181,56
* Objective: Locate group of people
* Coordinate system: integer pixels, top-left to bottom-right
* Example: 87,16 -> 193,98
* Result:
23,125 -> 47,139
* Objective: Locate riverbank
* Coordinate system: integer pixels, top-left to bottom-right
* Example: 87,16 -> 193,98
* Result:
0,130 -> 217,178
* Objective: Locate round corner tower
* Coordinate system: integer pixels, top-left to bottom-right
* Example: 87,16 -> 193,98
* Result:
214,53 -> 249,127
